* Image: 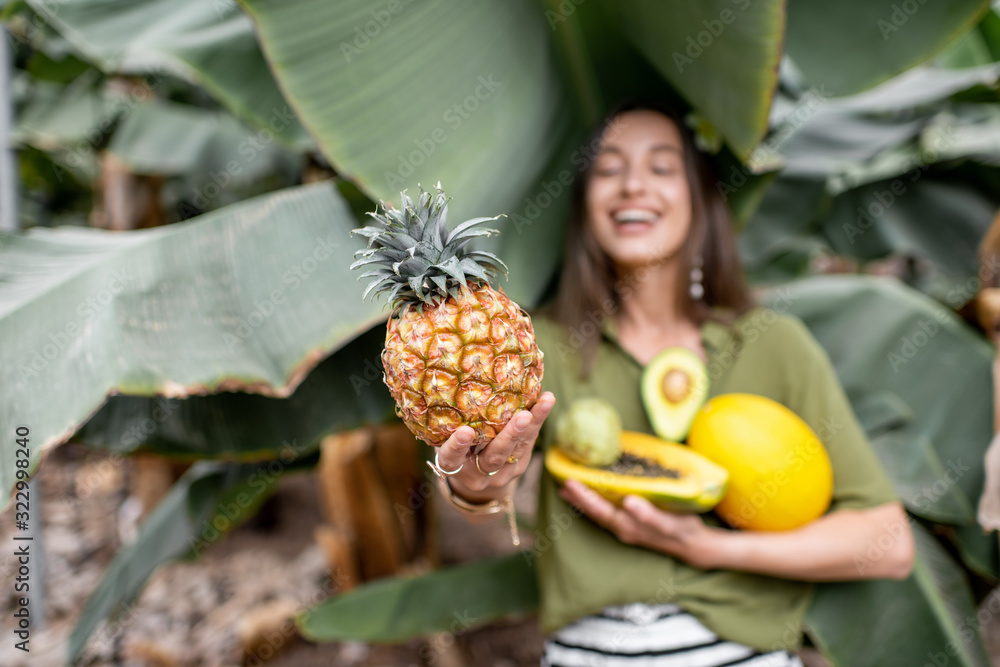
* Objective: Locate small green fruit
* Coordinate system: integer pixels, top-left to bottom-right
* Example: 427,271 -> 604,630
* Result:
555,398 -> 622,466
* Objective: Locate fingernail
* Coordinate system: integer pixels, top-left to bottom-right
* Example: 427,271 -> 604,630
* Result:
456,428 -> 472,444
623,496 -> 646,512
515,413 -> 531,429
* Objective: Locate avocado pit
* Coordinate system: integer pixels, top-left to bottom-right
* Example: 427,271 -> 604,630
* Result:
662,368 -> 691,404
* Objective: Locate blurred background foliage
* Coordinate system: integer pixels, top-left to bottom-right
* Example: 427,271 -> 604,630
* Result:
2,0 -> 1000,664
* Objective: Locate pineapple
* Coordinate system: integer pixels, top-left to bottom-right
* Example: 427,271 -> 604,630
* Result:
351,185 -> 544,449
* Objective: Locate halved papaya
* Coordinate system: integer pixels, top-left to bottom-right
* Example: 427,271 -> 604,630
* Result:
546,431 -> 729,513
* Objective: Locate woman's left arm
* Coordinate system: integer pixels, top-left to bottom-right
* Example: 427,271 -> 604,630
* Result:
560,479 -> 915,581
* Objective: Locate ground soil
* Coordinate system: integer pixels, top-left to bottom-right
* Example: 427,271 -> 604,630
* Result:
0,442 -> 998,666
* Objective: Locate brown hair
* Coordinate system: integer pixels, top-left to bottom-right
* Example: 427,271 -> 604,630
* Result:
550,101 -> 754,376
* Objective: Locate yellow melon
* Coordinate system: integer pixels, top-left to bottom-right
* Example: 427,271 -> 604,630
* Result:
687,393 -> 833,531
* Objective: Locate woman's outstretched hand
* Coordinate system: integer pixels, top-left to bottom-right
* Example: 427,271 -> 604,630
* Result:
559,479 -> 716,568
434,391 -> 556,503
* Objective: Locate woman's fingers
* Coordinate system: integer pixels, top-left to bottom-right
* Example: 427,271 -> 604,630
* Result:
431,391 -> 556,494
475,392 -> 556,473
559,479 -> 620,529
434,424 -> 475,475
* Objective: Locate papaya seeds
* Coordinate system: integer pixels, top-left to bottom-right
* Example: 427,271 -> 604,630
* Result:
603,452 -> 680,479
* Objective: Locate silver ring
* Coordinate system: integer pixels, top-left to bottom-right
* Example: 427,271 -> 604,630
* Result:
426,449 -> 463,478
475,453 -> 501,476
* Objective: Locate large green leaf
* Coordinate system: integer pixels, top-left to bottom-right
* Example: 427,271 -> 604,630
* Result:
239,0 -> 568,305
609,0 -> 785,158
774,64 -> 1000,186
239,0 -> 563,219
739,177 -> 828,282
806,523 -> 990,667
821,177 -> 995,280
0,182 -> 379,505
20,0 -> 312,149
67,458 -> 307,663
75,324 -> 396,460
938,3 -> 1000,67
107,98 -> 299,180
765,276 -> 994,525
785,0 -> 991,96
11,74 -> 112,150
298,552 -> 538,643
741,63 -> 1000,284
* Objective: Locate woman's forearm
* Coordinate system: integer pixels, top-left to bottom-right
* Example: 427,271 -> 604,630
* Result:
699,502 -> 914,581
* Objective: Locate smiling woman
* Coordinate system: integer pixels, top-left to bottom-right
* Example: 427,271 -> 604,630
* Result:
531,103 -> 913,666
434,101 -> 914,667
553,103 -> 753,371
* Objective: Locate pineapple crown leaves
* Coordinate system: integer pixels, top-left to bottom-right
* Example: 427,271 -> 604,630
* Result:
350,183 -> 509,308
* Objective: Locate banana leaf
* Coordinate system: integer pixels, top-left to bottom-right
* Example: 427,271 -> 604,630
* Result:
805,523 -> 990,667
764,275 -> 993,528
785,0 -> 991,96
75,324 -> 395,460
298,552 -> 539,643
0,182 -> 378,505
107,98 -> 300,181
939,3 -> 1000,68
19,0 -> 312,149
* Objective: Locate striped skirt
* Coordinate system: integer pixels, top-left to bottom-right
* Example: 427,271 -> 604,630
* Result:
542,603 -> 804,667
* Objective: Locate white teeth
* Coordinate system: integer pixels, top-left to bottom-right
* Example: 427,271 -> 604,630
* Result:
613,209 -> 658,223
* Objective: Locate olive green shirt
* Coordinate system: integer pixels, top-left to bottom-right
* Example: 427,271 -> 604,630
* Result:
532,307 -> 898,652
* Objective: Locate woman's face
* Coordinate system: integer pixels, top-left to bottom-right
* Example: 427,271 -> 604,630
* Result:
585,110 -> 693,271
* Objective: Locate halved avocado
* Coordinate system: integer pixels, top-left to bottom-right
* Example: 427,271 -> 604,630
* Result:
546,431 -> 728,513
641,347 -> 709,441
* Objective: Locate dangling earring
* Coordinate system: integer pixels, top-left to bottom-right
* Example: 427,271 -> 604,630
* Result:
689,256 -> 704,300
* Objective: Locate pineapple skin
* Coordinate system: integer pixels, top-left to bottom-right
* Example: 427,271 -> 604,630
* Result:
382,284 -> 544,448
